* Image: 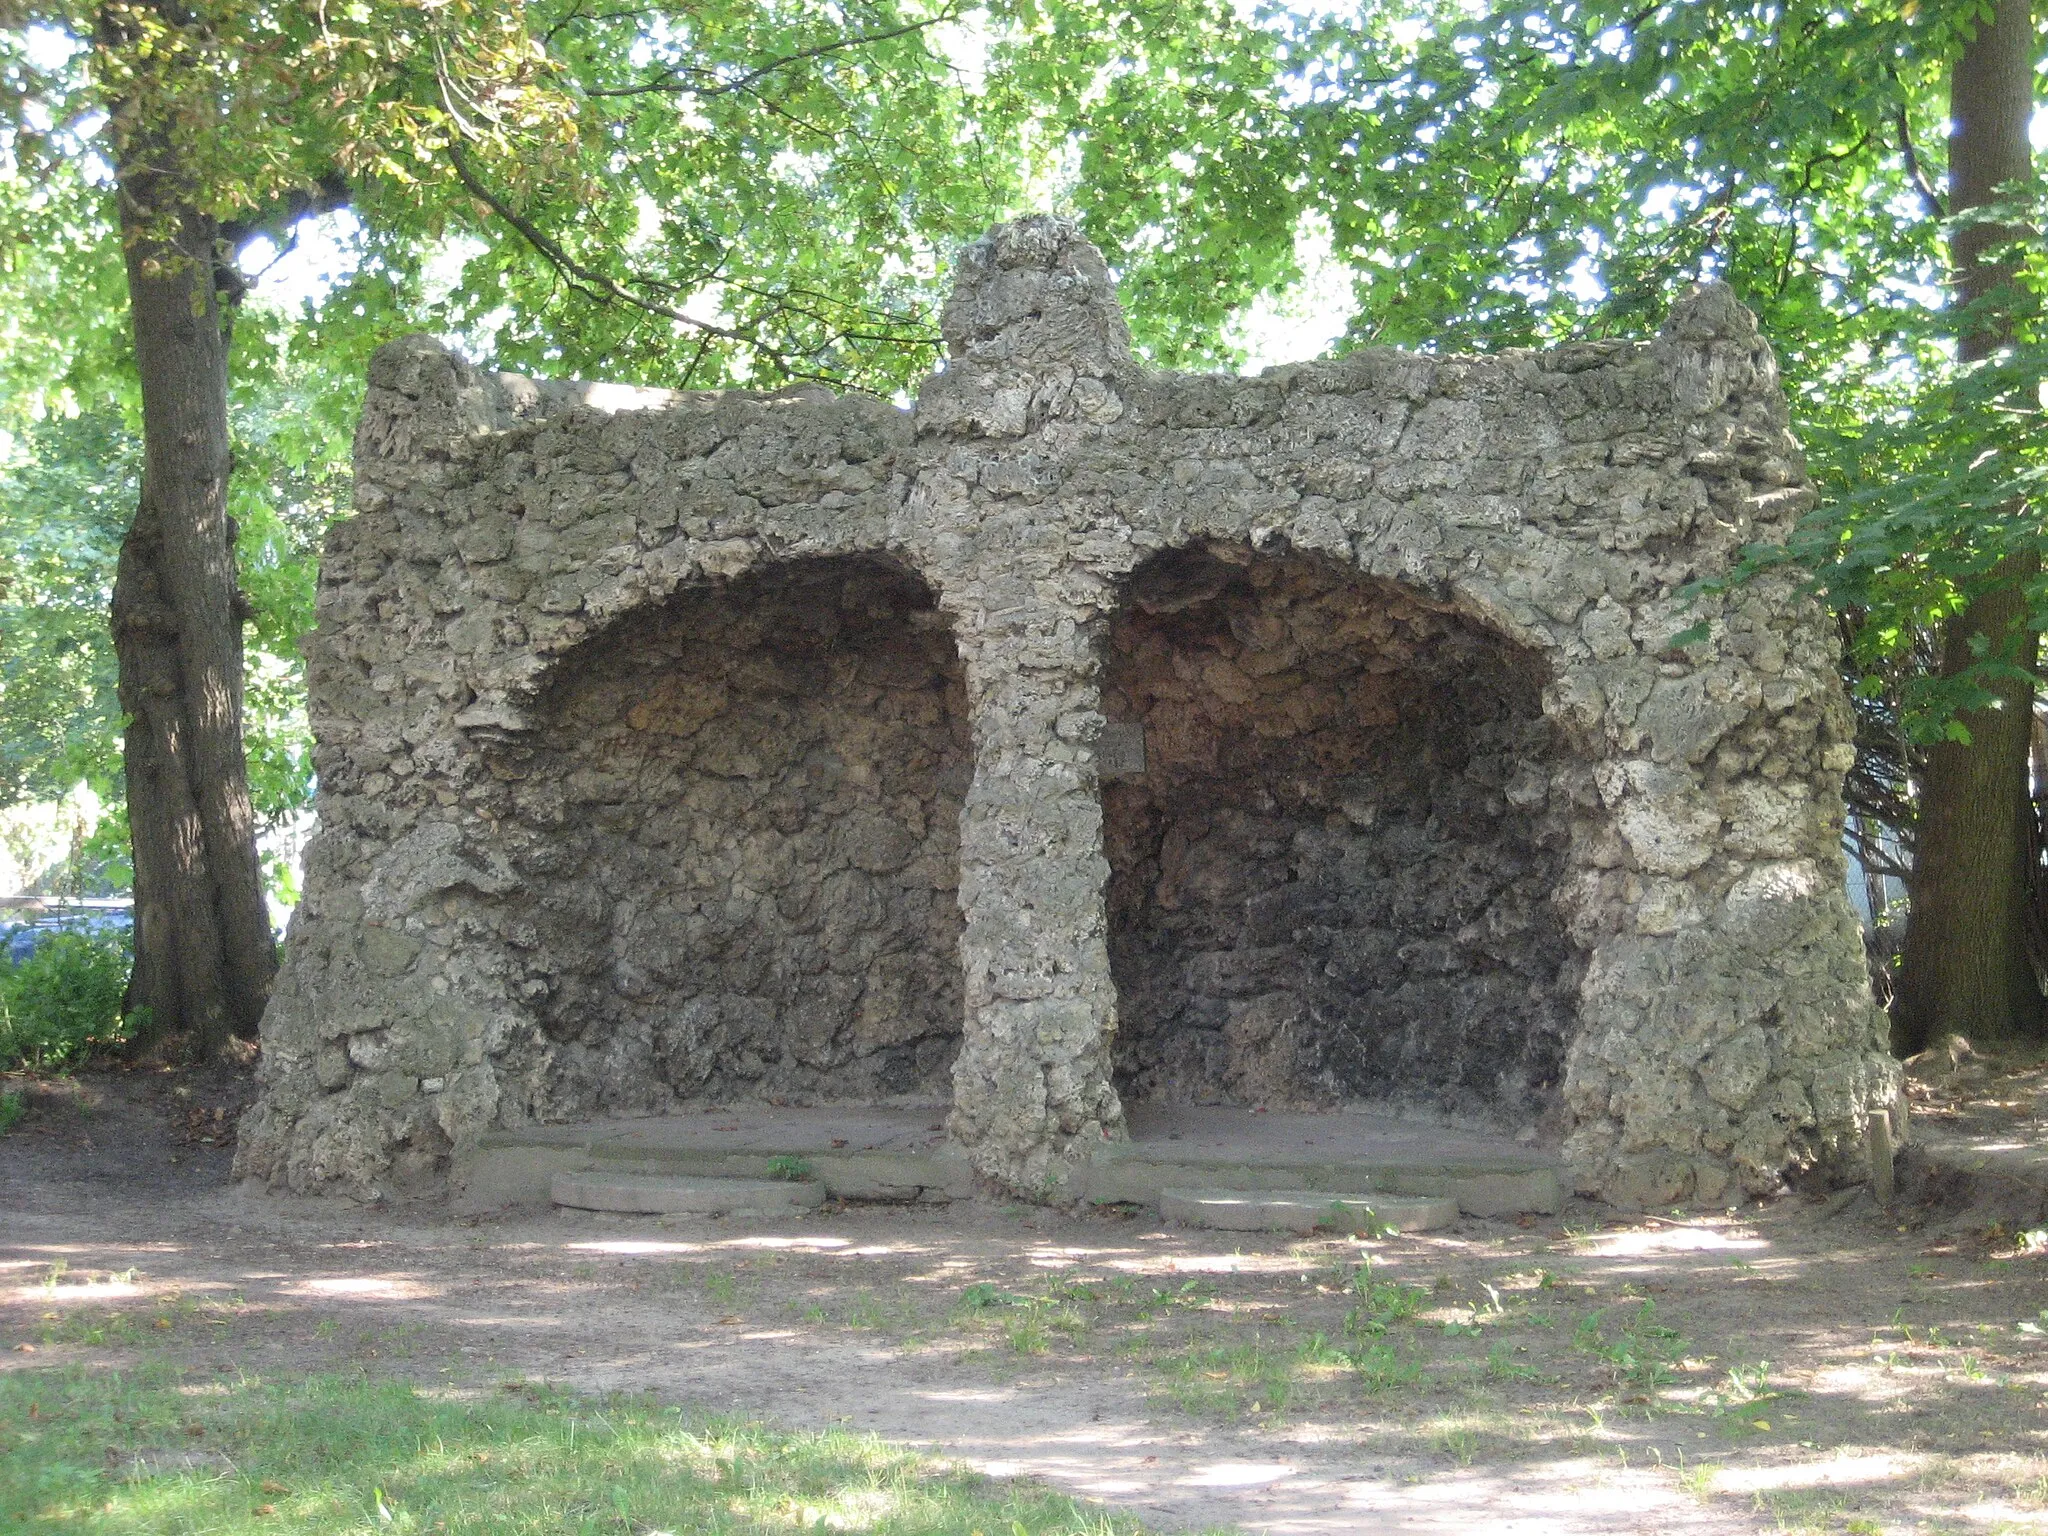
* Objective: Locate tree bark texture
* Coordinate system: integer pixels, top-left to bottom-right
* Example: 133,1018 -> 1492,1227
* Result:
103,8 -> 277,1054
1894,572 -> 2042,1052
1893,0 -> 2041,1053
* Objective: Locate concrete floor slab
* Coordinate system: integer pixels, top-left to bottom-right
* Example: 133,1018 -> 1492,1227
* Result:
460,1100 -> 1563,1217
1160,1188 -> 1460,1234
550,1171 -> 826,1216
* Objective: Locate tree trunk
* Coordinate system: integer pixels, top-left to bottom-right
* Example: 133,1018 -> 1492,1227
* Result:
102,8 -> 277,1056
1894,572 -> 2041,1053
1893,0 -> 2040,1055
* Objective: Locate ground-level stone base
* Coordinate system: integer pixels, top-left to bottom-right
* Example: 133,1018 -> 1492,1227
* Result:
448,1103 -> 1564,1218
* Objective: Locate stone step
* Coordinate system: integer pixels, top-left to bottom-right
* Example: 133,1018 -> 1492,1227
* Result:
551,1171 -> 825,1216
1092,1155 -> 1559,1217
458,1105 -> 1563,1217
1160,1187 -> 1459,1235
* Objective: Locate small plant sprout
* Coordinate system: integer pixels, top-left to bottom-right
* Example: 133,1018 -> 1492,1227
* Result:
1574,1300 -> 1687,1394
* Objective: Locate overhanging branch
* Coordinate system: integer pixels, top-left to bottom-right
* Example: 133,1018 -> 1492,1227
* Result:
445,134 -> 755,347
580,10 -> 954,99
442,132 -> 938,383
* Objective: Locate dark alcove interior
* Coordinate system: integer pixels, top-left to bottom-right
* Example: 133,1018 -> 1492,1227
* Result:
1100,545 -> 1579,1125
498,556 -> 970,1116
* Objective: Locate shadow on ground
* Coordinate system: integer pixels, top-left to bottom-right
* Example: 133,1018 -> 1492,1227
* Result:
5,1065 -> 2048,1534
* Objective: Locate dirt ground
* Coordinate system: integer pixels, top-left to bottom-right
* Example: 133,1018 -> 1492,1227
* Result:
6,1066 -> 2048,1535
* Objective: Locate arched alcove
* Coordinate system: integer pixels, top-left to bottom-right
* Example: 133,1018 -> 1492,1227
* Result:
495,555 -> 970,1115
1101,545 -> 1580,1124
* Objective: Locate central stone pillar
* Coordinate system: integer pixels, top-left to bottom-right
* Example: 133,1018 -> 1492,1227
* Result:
912,216 -> 1140,1190
946,613 -> 1124,1189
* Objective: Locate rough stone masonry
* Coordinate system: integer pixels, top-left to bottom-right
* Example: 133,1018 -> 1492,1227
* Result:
236,216 -> 1902,1209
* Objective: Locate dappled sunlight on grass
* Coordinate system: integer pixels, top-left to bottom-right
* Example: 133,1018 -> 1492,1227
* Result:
1100,1251 -> 1309,1277
1703,1450 -> 1924,1494
1178,1460 -> 1291,1488
720,1235 -> 858,1252
0,1367 -> 1157,1535
16,1162 -> 2048,1534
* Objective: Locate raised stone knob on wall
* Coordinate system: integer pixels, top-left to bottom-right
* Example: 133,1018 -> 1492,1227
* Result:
920,215 -> 1134,439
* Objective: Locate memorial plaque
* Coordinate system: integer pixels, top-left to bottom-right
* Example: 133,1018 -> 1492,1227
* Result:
1097,721 -> 1147,778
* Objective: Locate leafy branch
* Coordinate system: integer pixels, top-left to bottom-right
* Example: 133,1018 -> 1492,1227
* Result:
580,9 -> 956,99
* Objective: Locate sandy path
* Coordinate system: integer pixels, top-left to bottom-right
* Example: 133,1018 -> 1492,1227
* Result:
4,1184 -> 1749,1535
9,1072 -> 2046,1534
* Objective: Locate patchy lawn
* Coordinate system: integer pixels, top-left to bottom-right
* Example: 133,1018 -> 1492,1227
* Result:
6,1065 -> 2048,1534
2,1366 -> 1148,1534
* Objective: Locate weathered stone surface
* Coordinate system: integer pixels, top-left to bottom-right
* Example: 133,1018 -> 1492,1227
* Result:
1159,1187 -> 1459,1234
237,215 -> 1900,1208
1104,551 -> 1572,1119
495,559 -> 968,1118
550,1171 -> 825,1216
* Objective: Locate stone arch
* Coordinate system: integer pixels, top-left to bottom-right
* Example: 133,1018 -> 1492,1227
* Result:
484,553 -> 971,1117
1098,541 -> 1588,1126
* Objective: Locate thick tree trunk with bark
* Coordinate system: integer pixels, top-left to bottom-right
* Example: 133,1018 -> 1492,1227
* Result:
104,35 -> 276,1055
1893,0 -> 2041,1054
1894,572 -> 2041,1052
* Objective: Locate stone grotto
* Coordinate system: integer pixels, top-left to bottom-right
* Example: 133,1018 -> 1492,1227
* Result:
235,215 -> 1903,1209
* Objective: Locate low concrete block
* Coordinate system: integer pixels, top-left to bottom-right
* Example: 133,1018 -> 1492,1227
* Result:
1366,1167 -> 1563,1218
578,1145 -> 973,1202
551,1172 -> 825,1216
453,1144 -> 591,1215
1160,1187 -> 1458,1234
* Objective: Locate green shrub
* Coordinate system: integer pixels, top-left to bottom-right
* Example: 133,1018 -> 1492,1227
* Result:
0,927 -> 136,1070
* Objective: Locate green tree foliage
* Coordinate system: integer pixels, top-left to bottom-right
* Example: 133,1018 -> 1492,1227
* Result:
0,0 -> 1291,1055
1,0 -> 2039,1048
1039,0 -> 2044,1035
0,0 -> 1316,921
1042,1 -> 2035,732
0,412 -> 129,808
0,371 -> 336,835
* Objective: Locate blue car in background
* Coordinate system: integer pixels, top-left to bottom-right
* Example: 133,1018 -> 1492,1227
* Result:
1,903 -> 134,965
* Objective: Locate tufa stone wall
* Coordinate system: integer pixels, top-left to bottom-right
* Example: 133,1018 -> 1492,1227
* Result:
236,215 -> 1901,1208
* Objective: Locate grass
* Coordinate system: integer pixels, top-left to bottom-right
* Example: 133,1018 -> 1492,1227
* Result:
946,1263 -> 1452,1417
24,1286 -> 232,1350
1701,1359 -> 1786,1432
1343,1259 -> 1430,1338
1144,1322 -> 1430,1417
1482,1341 -> 1546,1383
0,1089 -> 23,1134
844,1289 -> 890,1330
1349,1339 -> 1426,1395
0,1365 -> 1156,1535
1573,1299 -> 1687,1394
1159,1331 -> 1308,1416
953,1281 -> 1092,1356
12,1217 -> 2044,1536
